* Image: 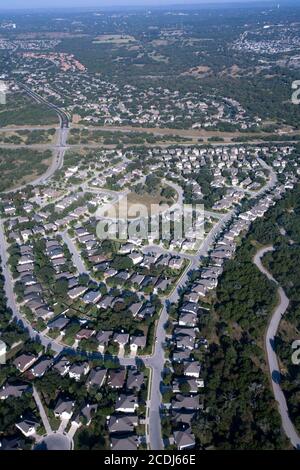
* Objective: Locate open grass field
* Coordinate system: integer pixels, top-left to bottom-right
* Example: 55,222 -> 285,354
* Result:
99,184 -> 178,221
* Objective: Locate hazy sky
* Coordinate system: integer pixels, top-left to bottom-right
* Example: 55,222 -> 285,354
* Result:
0,0 -> 278,10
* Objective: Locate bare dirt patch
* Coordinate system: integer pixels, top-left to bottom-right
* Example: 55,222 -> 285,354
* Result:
101,185 -> 178,221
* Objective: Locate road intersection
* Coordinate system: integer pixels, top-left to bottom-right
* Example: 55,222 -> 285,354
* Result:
0,84 -> 289,450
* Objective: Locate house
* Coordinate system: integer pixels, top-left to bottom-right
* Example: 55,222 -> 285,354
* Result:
128,252 -> 144,265
140,255 -> 157,268
172,349 -> 191,362
155,277 -> 172,293
13,353 -> 38,373
86,368 -> 106,388
68,286 -> 88,300
75,227 -> 90,237
24,298 -> 44,312
115,394 -> 139,413
82,290 -> 102,305
174,328 -> 196,351
35,306 -> 54,320
174,430 -> 196,450
44,223 -> 58,232
88,254 -> 107,264
20,274 -> 36,287
48,248 -> 64,261
0,436 -> 25,450
178,312 -> 197,327
68,362 -> 90,381
130,335 -> 147,352
110,435 -> 139,450
183,292 -> 200,304
20,245 -> 34,255
76,329 -> 96,341
119,243 -> 135,254
54,397 -> 75,420
48,315 -> 70,332
20,230 -> 32,242
85,240 -> 97,251
53,357 -> 70,377
180,302 -> 198,315
169,257 -> 184,270
108,414 -> 138,434
201,266 -> 223,279
30,358 -> 53,378
0,382 -> 31,400
15,415 -> 39,437
32,226 -> 45,237
17,263 -> 34,274
171,394 -> 201,410
68,277 -> 79,289
8,231 -> 21,244
126,369 -> 144,391
171,410 -> 197,426
18,255 -> 34,266
3,203 -> 16,216
107,369 -> 126,389
98,295 -> 114,309
72,403 -> 98,427
183,361 -> 201,378
198,278 -> 218,290
102,268 -> 118,279
128,302 -> 144,318
56,271 -> 75,281
24,284 -> 43,297
113,332 -> 129,347
113,271 -> 131,283
94,261 -> 110,273
191,283 -> 207,297
138,301 -> 156,318
141,275 -> 158,288
129,273 -> 145,286
96,330 -> 113,352
172,378 -> 200,394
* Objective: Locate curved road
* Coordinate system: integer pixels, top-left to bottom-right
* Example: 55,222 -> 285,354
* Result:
3,83 -> 70,193
0,203 -> 235,450
0,84 -> 283,450
0,219 -> 64,354
136,208 -> 235,450
254,246 -> 300,450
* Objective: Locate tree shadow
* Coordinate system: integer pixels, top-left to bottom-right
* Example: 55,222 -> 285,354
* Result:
271,370 -> 281,385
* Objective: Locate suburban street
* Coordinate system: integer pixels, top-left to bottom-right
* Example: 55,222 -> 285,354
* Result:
254,247 -> 300,450
141,159 -> 278,449
0,134 -> 280,450
0,174 -> 256,450
33,386 -> 52,435
60,230 -> 89,275
134,208 -> 236,450
0,83 -> 293,451
0,218 -> 64,354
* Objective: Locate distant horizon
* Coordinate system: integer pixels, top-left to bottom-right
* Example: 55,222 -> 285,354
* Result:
0,0 -> 296,12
